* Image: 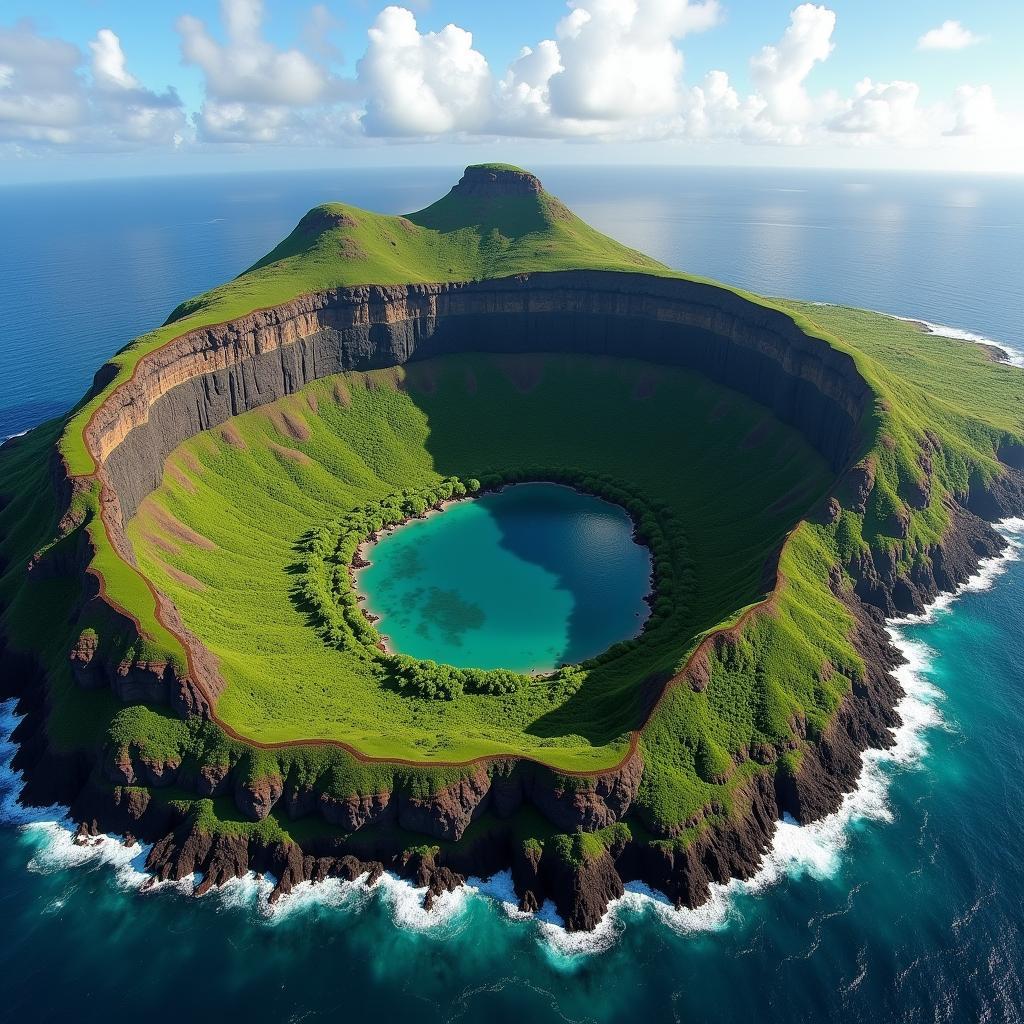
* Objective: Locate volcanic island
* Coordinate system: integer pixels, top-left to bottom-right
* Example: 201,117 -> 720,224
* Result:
2,165 -> 1022,931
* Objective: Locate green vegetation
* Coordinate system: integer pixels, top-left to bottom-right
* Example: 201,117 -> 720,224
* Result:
122,353 -> 828,773
1,165 -> 1022,849
58,164 -> 666,477
299,469 -> 676,701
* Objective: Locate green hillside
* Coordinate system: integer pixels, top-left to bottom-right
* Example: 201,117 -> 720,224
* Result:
1,163 -> 1022,848
60,164 -> 665,477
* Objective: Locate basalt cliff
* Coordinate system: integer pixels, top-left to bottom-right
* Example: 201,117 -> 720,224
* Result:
2,164 -> 1023,931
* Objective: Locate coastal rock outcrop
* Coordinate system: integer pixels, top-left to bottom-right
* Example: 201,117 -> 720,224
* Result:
4,173 -> 1024,930
525,749 -> 644,831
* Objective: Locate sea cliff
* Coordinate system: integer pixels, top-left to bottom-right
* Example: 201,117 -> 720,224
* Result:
2,165 -> 1023,930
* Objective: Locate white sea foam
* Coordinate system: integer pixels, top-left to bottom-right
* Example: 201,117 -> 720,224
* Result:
0,703 -> 66,830
889,314 -> 1024,368
807,302 -> 1024,369
0,519 -> 1021,956
509,517 -> 1024,958
262,874 -> 371,921
890,518 -> 1023,628
1,430 -> 29,444
376,870 -> 475,932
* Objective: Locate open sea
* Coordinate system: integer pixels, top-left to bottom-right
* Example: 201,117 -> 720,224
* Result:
1,166 -> 1023,1023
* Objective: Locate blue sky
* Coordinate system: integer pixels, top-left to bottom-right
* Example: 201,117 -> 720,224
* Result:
2,0 -> 1021,182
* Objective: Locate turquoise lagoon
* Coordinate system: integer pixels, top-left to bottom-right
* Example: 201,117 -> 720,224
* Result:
355,483 -> 652,671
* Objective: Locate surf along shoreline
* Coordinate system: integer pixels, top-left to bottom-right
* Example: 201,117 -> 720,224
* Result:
4,520 -> 1021,951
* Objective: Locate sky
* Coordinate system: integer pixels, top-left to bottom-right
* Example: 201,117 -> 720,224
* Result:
1,0 -> 1022,183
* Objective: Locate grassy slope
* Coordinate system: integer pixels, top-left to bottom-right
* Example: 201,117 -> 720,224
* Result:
50,166 -> 679,679
2,166 -> 1023,838
125,353 -> 831,768
59,170 -> 666,477
636,304 -> 1024,827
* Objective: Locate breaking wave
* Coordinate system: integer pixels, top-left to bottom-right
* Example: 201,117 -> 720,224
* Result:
889,315 -> 1024,368
808,302 -> 1024,369
0,521 -> 1021,959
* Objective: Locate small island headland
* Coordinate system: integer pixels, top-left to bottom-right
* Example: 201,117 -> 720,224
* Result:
2,164 -> 1023,931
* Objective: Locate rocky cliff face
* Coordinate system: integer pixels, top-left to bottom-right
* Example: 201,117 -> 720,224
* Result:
89,270 -> 871,525
10,261 -> 1023,931
449,165 -> 543,198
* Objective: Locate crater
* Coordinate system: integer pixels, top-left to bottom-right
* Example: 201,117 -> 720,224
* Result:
355,482 -> 653,673
126,351 -> 832,761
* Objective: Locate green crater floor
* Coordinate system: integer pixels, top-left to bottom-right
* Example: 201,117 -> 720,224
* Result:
125,352 -> 832,767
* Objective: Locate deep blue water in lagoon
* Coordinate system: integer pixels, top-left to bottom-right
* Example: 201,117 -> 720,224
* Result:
1,167 -> 1023,1022
357,483 -> 652,671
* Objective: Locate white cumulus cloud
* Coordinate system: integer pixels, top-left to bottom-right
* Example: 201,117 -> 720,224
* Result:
749,3 -> 835,129
946,83 -> 997,136
828,78 -> 922,139
917,20 -> 983,52
546,0 -> 720,121
0,19 -> 184,149
494,0 -> 721,139
357,6 -> 491,136
177,0 -> 358,144
0,2 -> 1016,169
89,28 -> 138,90
178,0 -> 332,105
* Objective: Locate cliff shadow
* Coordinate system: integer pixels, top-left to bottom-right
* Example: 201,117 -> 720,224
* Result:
397,355 -> 686,745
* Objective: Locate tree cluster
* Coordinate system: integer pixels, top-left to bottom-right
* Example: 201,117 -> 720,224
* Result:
296,468 -> 684,701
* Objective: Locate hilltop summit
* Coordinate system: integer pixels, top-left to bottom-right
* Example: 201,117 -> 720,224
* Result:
450,163 -> 543,199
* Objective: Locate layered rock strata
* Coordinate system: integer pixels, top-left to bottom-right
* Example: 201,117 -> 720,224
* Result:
6,259 -> 1024,930
87,271 -> 871,523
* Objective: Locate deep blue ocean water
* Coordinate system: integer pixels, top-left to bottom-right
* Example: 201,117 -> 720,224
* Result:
357,483 -> 652,671
1,166 -> 1023,1023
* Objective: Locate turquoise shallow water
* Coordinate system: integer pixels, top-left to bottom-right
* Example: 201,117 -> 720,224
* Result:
1,169 -> 1023,1021
357,484 -> 652,671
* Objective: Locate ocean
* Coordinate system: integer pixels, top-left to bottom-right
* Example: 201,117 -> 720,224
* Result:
1,166 -> 1022,1022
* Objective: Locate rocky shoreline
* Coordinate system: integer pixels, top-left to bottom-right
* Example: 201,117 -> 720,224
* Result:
6,468 -> 1022,932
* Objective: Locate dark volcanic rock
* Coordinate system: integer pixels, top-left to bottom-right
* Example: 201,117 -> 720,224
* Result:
527,749 -> 644,831
852,501 -> 1009,617
512,840 -> 544,914
7,212 -> 1024,929
94,270 -> 872,529
450,165 -> 542,198
235,774 -> 284,821
68,630 -> 101,688
397,764 -> 492,840
319,789 -> 394,830
775,596 -> 902,823
543,845 -> 625,932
